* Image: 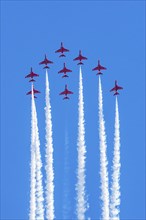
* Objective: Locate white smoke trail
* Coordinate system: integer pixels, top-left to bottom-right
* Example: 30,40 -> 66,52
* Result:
29,86 -> 37,220
45,70 -> 55,220
33,94 -> 44,220
110,96 -> 121,220
76,66 -> 87,220
98,76 -> 110,220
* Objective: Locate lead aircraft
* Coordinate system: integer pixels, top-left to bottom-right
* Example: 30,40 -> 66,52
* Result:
55,42 -> 69,57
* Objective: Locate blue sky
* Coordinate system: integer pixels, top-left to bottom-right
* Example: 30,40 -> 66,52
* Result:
1,1 -> 145,219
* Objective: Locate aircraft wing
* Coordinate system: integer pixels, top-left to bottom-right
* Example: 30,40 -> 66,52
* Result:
66,68 -> 72,72
34,89 -> 40,94
63,47 -> 69,52
39,60 -> 45,65
34,73 -> 39,77
59,91 -> 66,95
117,86 -> 123,90
26,91 -> 32,95
81,56 -> 87,60
74,56 -> 80,61
100,65 -> 107,70
67,90 -> 73,94
58,69 -> 64,73
55,48 -> 62,53
92,66 -> 99,71
25,73 -> 31,78
110,87 -> 116,92
48,60 -> 53,64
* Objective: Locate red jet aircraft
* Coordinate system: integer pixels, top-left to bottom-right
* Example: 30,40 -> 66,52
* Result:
55,42 -> 69,57
73,50 -> 87,65
39,54 -> 53,69
110,80 -> 123,95
26,87 -> 40,98
59,84 -> 73,100
58,63 -> 72,78
25,67 -> 39,82
92,60 -> 107,75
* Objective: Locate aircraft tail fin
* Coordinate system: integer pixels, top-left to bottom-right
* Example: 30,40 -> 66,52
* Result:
114,92 -> 119,96
43,65 -> 49,69
59,54 -> 66,57
62,74 -> 69,78
77,62 -> 83,65
29,79 -> 36,82
96,72 -> 103,75
63,96 -> 69,100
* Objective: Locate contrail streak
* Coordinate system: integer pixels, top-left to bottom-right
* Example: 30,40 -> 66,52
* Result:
29,86 -> 37,220
45,70 -> 55,220
33,93 -> 44,220
98,76 -> 110,220
110,97 -> 121,220
76,66 -> 87,220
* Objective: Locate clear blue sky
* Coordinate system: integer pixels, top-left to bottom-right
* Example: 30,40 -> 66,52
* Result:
1,1 -> 145,219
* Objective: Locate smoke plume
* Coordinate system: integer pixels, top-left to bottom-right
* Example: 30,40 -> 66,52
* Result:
33,93 -> 44,220
29,84 -> 44,220
29,86 -> 37,220
110,96 -> 121,220
45,70 -> 55,220
76,66 -> 87,220
98,76 -> 110,220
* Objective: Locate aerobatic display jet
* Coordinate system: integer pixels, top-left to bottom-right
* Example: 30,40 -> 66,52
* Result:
92,60 -> 107,75
59,84 -> 73,99
55,42 -> 69,57
110,80 -> 123,95
39,54 -> 53,69
58,63 -> 72,78
73,50 -> 87,65
25,67 -> 39,82
26,87 -> 40,98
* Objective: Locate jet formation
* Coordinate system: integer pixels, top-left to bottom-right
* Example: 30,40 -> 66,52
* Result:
25,41 -> 123,99
56,42 -> 73,98
25,68 -> 40,98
